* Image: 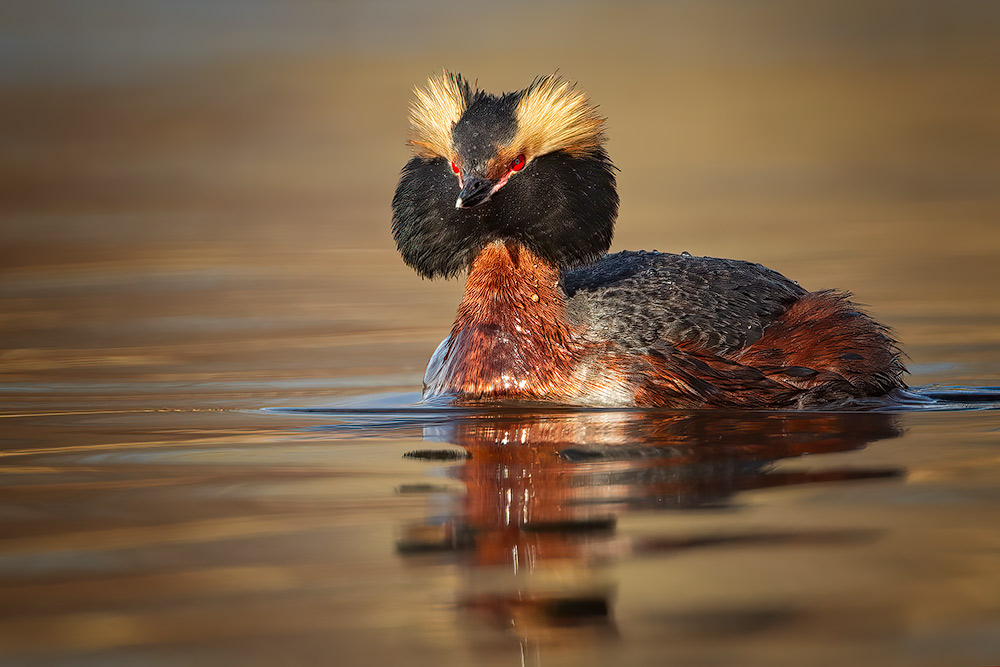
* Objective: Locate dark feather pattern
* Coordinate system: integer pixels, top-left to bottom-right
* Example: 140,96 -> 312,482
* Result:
563,250 -> 807,355
392,150 -> 618,278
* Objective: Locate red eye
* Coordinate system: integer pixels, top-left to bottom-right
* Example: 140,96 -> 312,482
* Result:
451,161 -> 459,174
510,154 -> 526,172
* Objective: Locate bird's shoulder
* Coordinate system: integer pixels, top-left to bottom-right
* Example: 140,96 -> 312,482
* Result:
561,250 -> 808,355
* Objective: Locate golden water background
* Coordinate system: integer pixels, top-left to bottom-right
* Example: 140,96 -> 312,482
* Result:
2,2 -> 1000,665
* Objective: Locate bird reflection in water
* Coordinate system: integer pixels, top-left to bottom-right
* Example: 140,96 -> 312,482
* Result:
396,411 -> 903,645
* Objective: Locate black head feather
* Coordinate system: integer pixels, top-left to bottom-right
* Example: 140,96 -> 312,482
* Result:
391,76 -> 619,279
450,91 -> 519,170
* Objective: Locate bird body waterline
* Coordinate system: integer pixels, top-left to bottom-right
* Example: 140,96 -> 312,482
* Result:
391,72 -> 905,409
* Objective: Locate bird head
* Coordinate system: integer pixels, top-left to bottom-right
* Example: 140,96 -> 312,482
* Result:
392,72 -> 619,278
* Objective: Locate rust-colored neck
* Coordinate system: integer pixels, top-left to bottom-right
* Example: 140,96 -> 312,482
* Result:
431,242 -> 579,400
454,241 -> 570,337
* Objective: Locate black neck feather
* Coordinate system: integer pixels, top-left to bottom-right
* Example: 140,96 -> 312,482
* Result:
391,149 -> 618,278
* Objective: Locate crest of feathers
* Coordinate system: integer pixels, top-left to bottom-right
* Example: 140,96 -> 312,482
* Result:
512,75 -> 606,158
407,71 -> 472,159
407,71 -> 606,160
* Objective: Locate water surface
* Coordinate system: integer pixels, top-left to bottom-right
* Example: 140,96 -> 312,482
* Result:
2,2 -> 1000,665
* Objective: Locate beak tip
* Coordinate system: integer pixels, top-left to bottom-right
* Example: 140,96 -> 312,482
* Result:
455,175 -> 496,210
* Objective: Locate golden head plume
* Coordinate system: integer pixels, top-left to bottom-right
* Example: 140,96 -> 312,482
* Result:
408,71 -> 472,159
407,72 -> 606,161
512,75 -> 606,159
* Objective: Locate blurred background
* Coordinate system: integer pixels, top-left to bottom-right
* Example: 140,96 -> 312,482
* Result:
2,0 -> 999,395
3,3 -> 1000,665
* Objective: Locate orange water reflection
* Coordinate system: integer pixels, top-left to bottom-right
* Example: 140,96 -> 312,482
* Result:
398,411 -> 902,639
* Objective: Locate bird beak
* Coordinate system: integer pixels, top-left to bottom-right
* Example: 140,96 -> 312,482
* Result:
455,175 -> 497,209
